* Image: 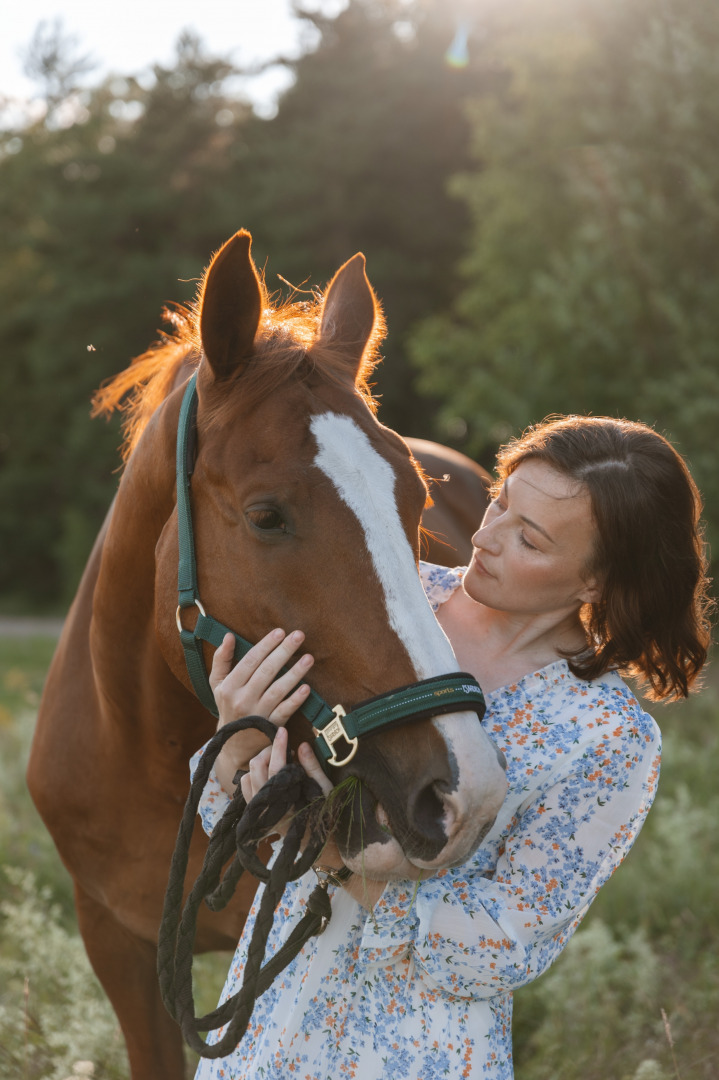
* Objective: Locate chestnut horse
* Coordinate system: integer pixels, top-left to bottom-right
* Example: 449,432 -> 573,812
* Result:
27,231 -> 505,1080
410,438 -> 491,565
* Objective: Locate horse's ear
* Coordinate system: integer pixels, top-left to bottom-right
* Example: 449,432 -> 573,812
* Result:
199,230 -> 262,380
318,252 -> 378,380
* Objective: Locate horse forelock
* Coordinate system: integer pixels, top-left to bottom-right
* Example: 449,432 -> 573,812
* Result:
91,286 -> 385,463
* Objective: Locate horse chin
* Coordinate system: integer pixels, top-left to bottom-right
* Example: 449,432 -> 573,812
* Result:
341,838 -> 423,882
332,790 -> 442,880
332,786 -> 492,879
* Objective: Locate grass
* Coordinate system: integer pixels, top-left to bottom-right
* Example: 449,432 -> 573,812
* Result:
1,635 -> 718,1078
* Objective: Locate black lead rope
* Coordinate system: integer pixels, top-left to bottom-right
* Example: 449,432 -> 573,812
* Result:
157,716 -> 343,1059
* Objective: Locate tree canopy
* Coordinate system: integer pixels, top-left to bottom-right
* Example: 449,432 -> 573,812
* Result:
410,0 -> 719,555
1,0 -> 717,606
0,0 -> 486,606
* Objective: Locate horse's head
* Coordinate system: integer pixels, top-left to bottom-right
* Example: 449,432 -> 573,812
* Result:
156,230 -> 506,879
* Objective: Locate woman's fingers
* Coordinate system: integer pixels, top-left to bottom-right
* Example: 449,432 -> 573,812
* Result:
215,628 -> 286,699
240,730 -> 332,806
298,742 -> 334,796
244,632 -> 312,706
213,627 -> 314,729
209,632 -> 236,691
238,732 -> 335,841
247,743 -> 272,797
266,671 -> 312,725
266,725 -> 289,779
239,769 -> 254,804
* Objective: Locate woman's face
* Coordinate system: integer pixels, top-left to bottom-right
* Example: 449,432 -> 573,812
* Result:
463,459 -> 600,616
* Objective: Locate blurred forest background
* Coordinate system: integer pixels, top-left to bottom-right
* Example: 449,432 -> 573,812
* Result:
1,0 -> 718,1077
1,0 -> 718,609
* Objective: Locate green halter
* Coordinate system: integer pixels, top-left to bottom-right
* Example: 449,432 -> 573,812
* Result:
175,373 -> 485,768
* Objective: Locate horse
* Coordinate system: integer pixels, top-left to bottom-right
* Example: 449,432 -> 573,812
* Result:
27,229 -> 506,1080
409,437 -> 491,565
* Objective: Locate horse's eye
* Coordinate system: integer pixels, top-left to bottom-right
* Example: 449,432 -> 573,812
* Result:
246,507 -> 287,533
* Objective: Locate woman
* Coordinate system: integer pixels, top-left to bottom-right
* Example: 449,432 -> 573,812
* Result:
192,415 -> 712,1079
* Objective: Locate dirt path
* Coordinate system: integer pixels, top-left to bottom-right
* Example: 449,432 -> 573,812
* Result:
0,616 -> 65,638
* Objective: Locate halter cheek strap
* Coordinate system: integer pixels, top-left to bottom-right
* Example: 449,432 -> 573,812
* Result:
174,373 -> 485,766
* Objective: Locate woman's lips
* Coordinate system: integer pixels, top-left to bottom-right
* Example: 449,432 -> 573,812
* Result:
472,550 -> 492,577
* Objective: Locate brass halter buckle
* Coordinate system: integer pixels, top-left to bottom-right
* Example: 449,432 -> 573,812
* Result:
314,704 -> 359,767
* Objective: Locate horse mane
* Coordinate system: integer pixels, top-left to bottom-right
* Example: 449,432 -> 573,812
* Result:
92,274 -> 385,463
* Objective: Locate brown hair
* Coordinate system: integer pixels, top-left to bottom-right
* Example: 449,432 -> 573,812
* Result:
494,415 -> 713,700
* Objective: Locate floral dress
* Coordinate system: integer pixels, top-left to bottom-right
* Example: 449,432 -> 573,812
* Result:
192,562 -> 661,1080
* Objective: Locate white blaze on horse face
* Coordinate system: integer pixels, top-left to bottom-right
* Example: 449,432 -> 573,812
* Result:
310,412 -> 456,678
311,411 -> 508,871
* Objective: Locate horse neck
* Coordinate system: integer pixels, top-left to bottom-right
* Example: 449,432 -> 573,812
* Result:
90,389 -> 202,743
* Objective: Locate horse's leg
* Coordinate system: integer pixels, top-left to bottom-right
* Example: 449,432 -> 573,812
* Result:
74,882 -> 187,1080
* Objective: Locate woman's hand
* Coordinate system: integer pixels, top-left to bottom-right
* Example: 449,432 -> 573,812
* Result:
210,629 -> 315,794
241,722 -> 388,910
239,726 -> 333,836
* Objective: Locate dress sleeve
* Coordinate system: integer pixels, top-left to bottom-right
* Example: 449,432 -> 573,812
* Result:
360,711 -> 661,1000
418,560 -> 465,611
189,742 -> 232,838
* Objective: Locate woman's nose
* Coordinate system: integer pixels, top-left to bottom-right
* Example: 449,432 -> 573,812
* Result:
472,520 -> 500,553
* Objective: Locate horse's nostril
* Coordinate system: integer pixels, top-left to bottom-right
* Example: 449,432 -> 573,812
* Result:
411,782 -> 446,837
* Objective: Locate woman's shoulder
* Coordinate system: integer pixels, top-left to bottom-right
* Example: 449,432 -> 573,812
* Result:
487,663 -> 660,745
419,560 -> 466,611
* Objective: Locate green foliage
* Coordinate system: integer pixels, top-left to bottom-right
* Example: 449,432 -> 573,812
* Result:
0,868 -> 128,1080
2,635 -> 719,1077
514,920 -> 662,1079
239,0 -> 489,428
1,0 -> 492,608
513,683 -> 719,1079
0,635 -> 231,1077
410,0 -> 719,559
0,31 -> 251,607
0,637 -> 75,914
0,640 -> 125,1078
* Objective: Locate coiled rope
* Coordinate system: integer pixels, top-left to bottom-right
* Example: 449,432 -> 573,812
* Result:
157,715 -> 338,1059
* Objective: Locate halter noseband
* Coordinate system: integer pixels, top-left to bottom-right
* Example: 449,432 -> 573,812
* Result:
175,373 -> 485,767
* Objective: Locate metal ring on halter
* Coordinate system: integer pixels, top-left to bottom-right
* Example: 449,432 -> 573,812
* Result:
175,598 -> 207,634
313,863 -> 354,890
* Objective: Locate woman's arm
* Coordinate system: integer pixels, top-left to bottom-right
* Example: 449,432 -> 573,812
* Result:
362,713 -> 661,999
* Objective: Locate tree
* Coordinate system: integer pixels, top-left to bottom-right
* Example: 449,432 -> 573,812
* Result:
0,1 -> 503,606
225,0 -> 497,430
410,0 -> 719,560
22,18 -> 97,116
0,33 -> 252,605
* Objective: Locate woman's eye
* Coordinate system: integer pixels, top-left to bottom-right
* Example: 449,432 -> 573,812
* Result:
519,532 -> 536,551
247,508 -> 287,532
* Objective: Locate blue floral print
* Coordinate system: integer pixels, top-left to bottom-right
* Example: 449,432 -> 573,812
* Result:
191,562 -> 661,1079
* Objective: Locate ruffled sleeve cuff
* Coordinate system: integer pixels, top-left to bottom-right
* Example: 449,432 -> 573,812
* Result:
418,561 -> 466,611
189,742 -> 232,838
